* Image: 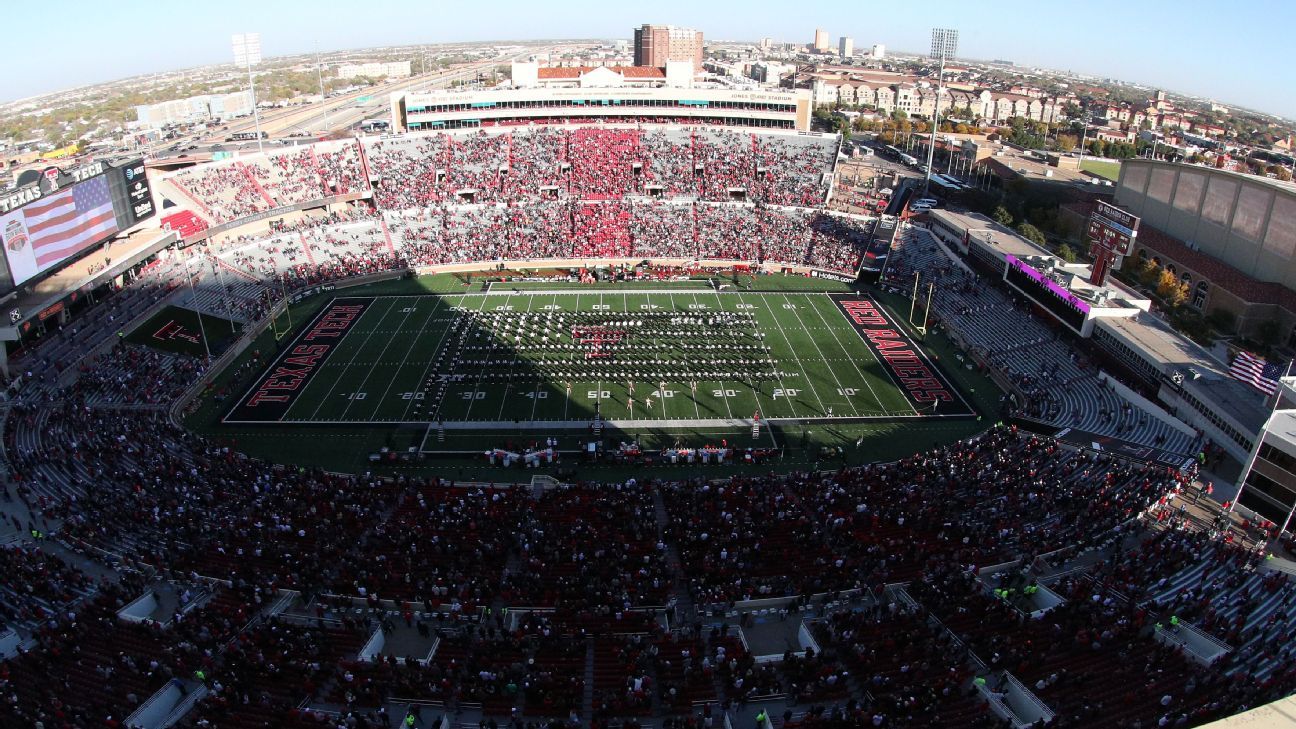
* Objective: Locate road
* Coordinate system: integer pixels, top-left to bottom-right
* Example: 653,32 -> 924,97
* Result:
142,46 -> 549,161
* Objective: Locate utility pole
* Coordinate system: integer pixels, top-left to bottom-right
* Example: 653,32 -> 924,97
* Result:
232,33 -> 265,155
316,42 -> 326,102
923,28 -> 958,197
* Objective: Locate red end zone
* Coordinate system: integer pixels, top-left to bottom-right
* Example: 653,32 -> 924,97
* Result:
224,297 -> 373,423
829,293 -> 974,417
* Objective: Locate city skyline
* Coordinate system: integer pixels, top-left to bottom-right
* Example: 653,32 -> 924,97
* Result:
4,0 -> 1294,120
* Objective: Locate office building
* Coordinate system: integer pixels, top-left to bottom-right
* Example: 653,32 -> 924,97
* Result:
134,91 -> 253,129
870,44 -> 886,60
839,37 -> 854,60
633,24 -> 704,72
813,29 -> 830,52
336,61 -> 412,80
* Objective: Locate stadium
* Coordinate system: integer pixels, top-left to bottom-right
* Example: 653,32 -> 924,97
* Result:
0,74 -> 1294,729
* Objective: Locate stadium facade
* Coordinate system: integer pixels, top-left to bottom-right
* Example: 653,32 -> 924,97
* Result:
1116,159 -> 1296,339
391,84 -> 813,132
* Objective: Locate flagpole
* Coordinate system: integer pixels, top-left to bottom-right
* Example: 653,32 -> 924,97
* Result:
1228,359 -> 1293,517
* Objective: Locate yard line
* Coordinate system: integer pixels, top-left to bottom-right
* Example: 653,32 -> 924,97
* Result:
366,294 -> 451,421
462,292 -> 509,420
757,292 -> 829,415
397,293 -> 470,422
739,291 -> 808,418
779,293 -> 858,416
495,294 -> 537,421
805,294 -> 911,416
688,292 -> 705,419
305,298 -> 401,421
338,299 -> 427,421
562,292 -> 580,421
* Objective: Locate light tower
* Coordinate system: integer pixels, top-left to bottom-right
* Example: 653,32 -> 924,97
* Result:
232,32 -> 265,155
923,28 -> 958,196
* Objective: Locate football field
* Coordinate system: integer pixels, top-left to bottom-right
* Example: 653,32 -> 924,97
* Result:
223,284 -> 973,436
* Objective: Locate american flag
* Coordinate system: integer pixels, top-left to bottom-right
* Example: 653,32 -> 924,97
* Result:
1229,350 -> 1286,395
23,176 -> 117,268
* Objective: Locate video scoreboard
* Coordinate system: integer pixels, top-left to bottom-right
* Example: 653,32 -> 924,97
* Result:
0,158 -> 155,291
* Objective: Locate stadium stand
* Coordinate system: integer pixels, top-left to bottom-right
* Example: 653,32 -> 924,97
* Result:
885,225 -> 1197,454
6,126 -> 1296,729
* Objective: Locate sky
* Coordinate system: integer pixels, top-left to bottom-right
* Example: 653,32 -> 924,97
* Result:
6,0 -> 1294,119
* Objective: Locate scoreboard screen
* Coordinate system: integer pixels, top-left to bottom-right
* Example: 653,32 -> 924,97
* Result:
0,158 -> 155,289
1087,200 -> 1140,256
112,159 -> 155,227
0,171 -> 118,286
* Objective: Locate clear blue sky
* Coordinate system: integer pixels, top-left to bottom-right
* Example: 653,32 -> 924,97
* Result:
7,0 -> 1294,119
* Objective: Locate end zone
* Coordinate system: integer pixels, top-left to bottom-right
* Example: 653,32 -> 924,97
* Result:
828,293 -> 975,417
224,297 -> 374,423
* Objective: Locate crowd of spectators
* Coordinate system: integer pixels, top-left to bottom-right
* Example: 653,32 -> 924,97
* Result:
7,127 -> 1296,729
363,128 -> 835,209
168,140 -> 368,224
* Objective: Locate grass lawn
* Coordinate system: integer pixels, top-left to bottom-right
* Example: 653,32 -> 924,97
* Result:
1081,159 -> 1122,181
126,306 -> 242,357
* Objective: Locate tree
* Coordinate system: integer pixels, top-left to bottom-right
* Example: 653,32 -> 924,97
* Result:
1156,270 -> 1188,307
1136,259 -> 1161,288
992,206 -> 1014,226
1087,138 -> 1108,157
1056,134 -> 1078,152
1017,223 -> 1047,246
1207,308 -> 1236,333
1056,244 -> 1078,263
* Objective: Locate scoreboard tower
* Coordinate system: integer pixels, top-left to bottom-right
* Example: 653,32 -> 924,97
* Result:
1087,200 -> 1141,287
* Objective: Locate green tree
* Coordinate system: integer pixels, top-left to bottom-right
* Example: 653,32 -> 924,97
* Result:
992,206 -> 1014,226
1017,223 -> 1047,246
1056,243 -> 1078,262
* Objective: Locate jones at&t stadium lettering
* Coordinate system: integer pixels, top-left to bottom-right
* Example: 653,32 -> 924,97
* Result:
830,294 -> 973,415
226,298 -> 372,422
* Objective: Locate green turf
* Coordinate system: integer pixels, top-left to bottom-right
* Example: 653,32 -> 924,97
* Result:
185,273 -> 1004,478
228,289 -> 934,428
1081,159 -> 1121,181
126,305 -> 242,357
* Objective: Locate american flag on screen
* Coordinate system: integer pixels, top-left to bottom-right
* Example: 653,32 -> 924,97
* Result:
23,176 -> 117,267
1229,350 -> 1286,396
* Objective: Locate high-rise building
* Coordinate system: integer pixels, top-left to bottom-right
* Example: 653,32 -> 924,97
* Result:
759,37 -> 773,52
870,44 -> 886,60
839,37 -> 854,59
813,29 -> 829,51
633,24 -> 704,72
